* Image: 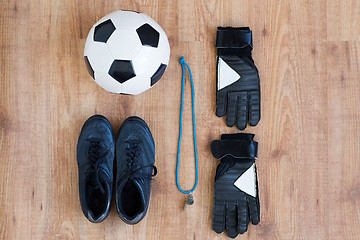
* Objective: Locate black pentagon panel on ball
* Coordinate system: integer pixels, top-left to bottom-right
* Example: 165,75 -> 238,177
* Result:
94,19 -> 116,43
84,56 -> 95,79
109,60 -> 136,83
151,64 -> 167,86
136,23 -> 160,47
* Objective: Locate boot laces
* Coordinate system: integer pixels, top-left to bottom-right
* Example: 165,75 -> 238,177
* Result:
125,139 -> 157,181
85,138 -> 110,194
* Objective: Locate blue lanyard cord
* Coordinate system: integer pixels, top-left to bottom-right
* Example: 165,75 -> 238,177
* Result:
176,56 -> 199,194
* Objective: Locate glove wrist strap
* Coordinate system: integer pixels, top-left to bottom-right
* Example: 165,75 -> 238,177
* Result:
211,140 -> 258,160
216,27 -> 253,56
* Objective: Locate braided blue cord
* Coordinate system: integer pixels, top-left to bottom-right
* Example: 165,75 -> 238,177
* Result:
176,56 -> 198,194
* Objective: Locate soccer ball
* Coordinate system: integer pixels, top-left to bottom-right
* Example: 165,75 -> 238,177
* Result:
84,10 -> 170,95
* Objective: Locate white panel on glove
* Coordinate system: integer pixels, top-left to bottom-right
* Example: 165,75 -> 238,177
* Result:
233,163 -> 256,197
217,57 -> 241,90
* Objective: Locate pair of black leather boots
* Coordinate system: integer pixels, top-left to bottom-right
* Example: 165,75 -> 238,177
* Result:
76,115 -> 157,224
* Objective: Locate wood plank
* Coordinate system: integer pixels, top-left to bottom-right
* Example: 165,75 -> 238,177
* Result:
327,41 -> 360,239
327,0 -> 360,41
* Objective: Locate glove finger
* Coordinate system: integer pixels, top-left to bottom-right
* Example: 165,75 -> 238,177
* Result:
216,90 -> 227,117
237,201 -> 249,234
248,90 -> 260,126
225,202 -> 238,238
212,202 -> 226,234
225,92 -> 238,127
236,91 -> 248,130
248,197 -> 260,225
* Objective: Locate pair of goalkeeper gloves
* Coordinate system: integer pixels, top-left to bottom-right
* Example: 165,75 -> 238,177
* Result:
210,27 -> 261,238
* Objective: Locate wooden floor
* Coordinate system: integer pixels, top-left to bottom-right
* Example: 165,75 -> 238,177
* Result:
1,0 -> 360,239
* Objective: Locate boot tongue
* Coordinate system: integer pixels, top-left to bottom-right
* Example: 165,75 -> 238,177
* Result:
129,178 -> 146,207
87,171 -> 106,194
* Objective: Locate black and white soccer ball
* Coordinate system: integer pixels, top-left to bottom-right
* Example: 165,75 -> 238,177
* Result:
84,10 -> 170,95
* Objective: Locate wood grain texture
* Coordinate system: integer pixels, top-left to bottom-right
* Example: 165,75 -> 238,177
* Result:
0,0 -> 359,239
